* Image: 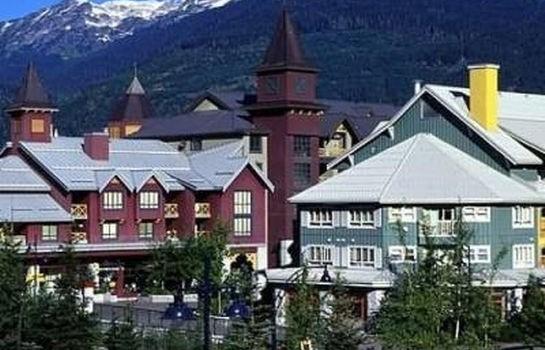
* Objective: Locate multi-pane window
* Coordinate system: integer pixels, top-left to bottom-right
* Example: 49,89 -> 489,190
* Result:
513,244 -> 535,268
41,225 -> 58,242
138,222 -> 154,239
103,191 -> 123,210
31,118 -> 45,133
308,209 -> 333,228
234,191 -> 252,236
389,246 -> 417,263
462,207 -> 491,222
306,245 -> 333,265
294,163 -> 311,187
469,245 -> 491,264
249,135 -> 262,153
422,208 -> 457,236
348,209 -> 374,228
102,222 -> 118,240
139,191 -> 159,209
349,246 -> 376,268
294,136 -> 311,157
388,207 -> 416,223
513,206 -> 534,228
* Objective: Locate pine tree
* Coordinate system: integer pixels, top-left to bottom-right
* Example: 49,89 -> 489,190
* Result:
509,275 -> 545,344
104,306 -> 142,350
321,280 -> 364,350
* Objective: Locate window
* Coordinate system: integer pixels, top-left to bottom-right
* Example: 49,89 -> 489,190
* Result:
249,135 -> 262,153
513,244 -> 535,268
139,191 -> 159,209
349,246 -> 376,268
308,209 -> 333,228
389,246 -> 417,263
462,207 -> 491,222
306,245 -> 332,265
348,209 -> 374,228
102,222 -> 118,240
294,136 -> 311,157
103,191 -> 123,210
190,139 -> 202,151
109,127 -> 121,139
234,191 -> 252,236
138,222 -> 154,239
513,206 -> 534,228
31,118 -> 45,133
388,207 -> 416,223
469,245 -> 491,264
41,225 -> 58,242
422,208 -> 457,236
294,163 -> 311,187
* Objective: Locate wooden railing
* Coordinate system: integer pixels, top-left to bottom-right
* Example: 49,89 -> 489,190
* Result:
71,204 -> 88,220
164,203 -> 179,219
71,232 -> 88,244
195,203 -> 211,219
419,221 -> 456,237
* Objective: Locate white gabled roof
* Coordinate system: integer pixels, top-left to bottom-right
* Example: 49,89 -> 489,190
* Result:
329,85 -> 543,169
291,133 -> 545,205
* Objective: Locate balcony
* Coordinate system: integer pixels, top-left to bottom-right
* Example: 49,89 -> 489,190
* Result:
419,221 -> 456,237
71,232 -> 88,244
164,203 -> 179,219
71,204 -> 88,220
195,203 -> 211,219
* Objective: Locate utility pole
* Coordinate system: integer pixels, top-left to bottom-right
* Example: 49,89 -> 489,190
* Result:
203,253 -> 211,350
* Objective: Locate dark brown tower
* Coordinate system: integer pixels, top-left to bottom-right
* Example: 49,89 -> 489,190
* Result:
107,73 -> 154,138
249,9 -> 324,267
5,63 -> 57,147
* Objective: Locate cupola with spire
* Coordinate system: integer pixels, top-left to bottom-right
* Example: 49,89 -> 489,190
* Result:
252,8 -> 321,110
107,68 -> 154,138
6,63 -> 58,147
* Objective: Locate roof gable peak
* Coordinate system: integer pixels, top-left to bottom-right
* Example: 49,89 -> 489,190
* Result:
8,63 -> 56,111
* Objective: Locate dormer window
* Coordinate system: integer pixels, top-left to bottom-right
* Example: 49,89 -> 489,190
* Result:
31,118 -> 45,133
103,191 -> 123,210
140,191 -> 159,209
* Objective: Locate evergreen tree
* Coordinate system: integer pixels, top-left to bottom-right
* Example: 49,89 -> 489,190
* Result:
284,266 -> 322,350
104,306 -> 142,350
509,275 -> 545,344
25,246 -> 100,350
321,280 -> 364,350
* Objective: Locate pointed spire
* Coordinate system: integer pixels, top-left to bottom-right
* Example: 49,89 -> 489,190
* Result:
126,63 -> 145,95
259,8 -> 316,72
109,71 -> 154,122
7,63 -> 56,111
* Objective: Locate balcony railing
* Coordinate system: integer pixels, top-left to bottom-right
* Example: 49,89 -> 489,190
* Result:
195,203 -> 211,219
164,203 -> 179,219
71,232 -> 88,244
319,146 -> 346,158
71,204 -> 88,220
419,221 -> 456,237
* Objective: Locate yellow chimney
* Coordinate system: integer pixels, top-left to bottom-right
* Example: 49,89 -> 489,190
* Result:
468,64 -> 500,131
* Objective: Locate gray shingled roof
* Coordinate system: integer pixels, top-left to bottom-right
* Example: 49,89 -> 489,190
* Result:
330,85 -> 542,169
0,193 -> 71,223
19,137 -> 271,193
291,133 -> 545,205
0,156 -> 50,192
7,63 -> 56,111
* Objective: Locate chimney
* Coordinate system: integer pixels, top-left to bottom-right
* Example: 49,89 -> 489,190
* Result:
468,64 -> 500,131
83,132 -> 109,161
413,80 -> 423,95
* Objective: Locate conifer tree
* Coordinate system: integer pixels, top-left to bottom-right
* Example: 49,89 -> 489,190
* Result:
509,275 -> 545,344
104,306 -> 142,350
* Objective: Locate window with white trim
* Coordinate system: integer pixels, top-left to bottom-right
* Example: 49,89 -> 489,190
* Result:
308,209 -> 333,228
513,206 -> 534,228
513,244 -> 535,268
102,222 -> 118,240
306,245 -> 333,265
41,225 -> 58,242
388,246 -> 417,263
138,222 -> 154,239
462,207 -> 491,222
349,246 -> 376,268
388,207 -> 416,223
348,209 -> 374,228
469,245 -> 491,264
422,208 -> 457,236
103,191 -> 123,210
234,191 -> 252,236
139,191 -> 159,209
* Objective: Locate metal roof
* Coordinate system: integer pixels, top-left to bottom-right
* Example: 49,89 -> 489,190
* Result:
0,156 -> 50,192
0,193 -> 71,223
291,133 -> 545,205
329,85 -> 543,169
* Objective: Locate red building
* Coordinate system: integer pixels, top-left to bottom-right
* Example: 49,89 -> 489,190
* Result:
1,63 -> 273,292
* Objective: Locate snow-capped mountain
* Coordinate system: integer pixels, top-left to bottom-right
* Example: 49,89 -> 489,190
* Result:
0,0 -> 233,58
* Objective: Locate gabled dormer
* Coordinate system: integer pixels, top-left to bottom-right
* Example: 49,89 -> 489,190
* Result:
6,63 -> 58,147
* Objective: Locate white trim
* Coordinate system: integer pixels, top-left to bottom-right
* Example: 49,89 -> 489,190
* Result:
347,209 -> 375,229
462,206 -> 491,223
304,245 -> 334,266
513,244 -> 535,269
307,209 -> 334,229
347,245 -> 377,268
388,245 -> 417,263
469,245 -> 491,264
388,207 -> 417,223
512,206 -> 534,229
